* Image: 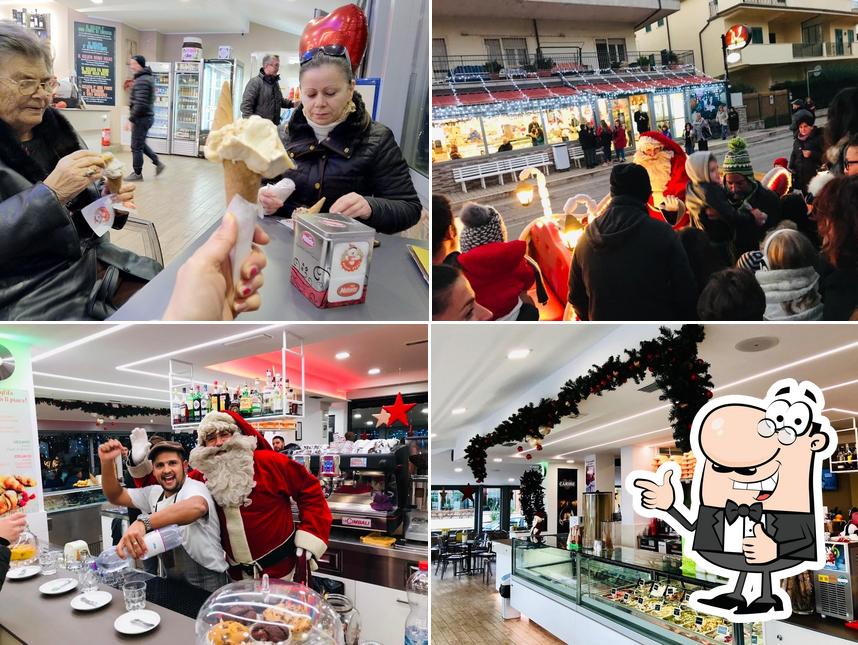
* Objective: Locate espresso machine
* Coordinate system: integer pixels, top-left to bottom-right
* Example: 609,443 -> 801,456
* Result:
296,446 -> 408,534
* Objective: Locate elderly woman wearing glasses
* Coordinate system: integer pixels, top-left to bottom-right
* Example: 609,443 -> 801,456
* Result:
259,44 -> 421,234
0,21 -> 161,320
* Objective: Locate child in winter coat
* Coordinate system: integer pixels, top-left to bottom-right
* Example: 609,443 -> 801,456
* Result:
613,124 -> 627,161
456,202 -> 547,320
755,227 -> 823,320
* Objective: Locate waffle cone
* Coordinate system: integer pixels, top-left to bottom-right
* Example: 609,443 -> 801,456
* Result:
223,159 -> 261,204
106,176 -> 123,194
213,81 -> 234,132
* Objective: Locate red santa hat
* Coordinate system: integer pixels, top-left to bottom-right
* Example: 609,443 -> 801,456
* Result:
196,410 -> 273,451
637,131 -> 689,195
773,157 -> 789,169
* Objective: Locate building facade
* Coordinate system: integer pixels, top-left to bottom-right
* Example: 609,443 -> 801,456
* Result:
636,0 -> 858,92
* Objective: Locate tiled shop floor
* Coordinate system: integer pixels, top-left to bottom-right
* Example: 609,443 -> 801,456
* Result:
432,571 -> 564,645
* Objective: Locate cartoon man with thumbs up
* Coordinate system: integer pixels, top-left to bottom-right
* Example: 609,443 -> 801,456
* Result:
627,378 -> 836,622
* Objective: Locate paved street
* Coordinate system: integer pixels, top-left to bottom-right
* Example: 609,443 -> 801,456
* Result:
446,127 -> 806,240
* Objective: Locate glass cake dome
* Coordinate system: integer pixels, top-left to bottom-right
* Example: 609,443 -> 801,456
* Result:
196,575 -> 345,645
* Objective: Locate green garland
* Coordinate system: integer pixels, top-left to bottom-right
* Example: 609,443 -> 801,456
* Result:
466,325 -> 712,482
520,469 -> 546,529
36,398 -> 169,419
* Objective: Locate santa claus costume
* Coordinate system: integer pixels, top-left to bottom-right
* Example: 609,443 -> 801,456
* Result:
632,130 -> 690,229
184,410 -> 331,581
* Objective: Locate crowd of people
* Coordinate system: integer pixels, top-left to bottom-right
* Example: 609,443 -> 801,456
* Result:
433,88 -> 858,322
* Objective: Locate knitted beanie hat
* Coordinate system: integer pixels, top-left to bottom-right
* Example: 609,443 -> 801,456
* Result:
610,163 -> 652,203
459,202 -> 507,253
196,410 -> 238,445
722,137 -> 755,178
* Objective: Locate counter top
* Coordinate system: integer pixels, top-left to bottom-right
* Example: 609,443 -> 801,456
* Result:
0,570 -> 195,644
328,529 -> 427,561
786,612 -> 858,642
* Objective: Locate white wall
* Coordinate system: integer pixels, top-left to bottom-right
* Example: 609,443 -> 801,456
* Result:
620,444 -> 653,547
329,400 -> 347,439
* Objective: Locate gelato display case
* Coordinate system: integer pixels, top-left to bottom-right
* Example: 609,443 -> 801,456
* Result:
511,537 -> 763,645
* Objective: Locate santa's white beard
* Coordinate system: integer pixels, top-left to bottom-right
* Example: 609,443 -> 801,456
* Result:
189,434 -> 257,508
633,149 -> 674,203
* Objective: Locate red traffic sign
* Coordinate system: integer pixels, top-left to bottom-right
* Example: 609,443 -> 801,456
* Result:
725,24 -> 751,51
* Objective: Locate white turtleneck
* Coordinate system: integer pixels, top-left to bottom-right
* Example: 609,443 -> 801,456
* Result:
306,114 -> 347,142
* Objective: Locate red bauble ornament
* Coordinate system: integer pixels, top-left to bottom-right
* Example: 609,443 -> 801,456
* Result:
691,374 -> 698,381
536,444 -> 543,451
517,445 -> 524,452
526,453 -> 533,460
299,3 -> 368,72
705,390 -> 713,399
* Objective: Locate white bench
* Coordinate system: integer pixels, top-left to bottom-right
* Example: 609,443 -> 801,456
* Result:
451,152 -> 553,192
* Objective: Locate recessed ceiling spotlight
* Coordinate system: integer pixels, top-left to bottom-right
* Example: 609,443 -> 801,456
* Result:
353,413 -> 362,419
452,408 -> 466,415
421,408 -> 428,414
454,467 -> 463,473
365,421 -> 373,426
566,459 -> 575,464
508,478 -> 516,482
367,367 -> 381,375
734,337 -> 779,353
90,0 -> 104,4
493,458 -> 503,462
507,348 -> 531,360
335,351 -> 350,360
431,433 -> 437,438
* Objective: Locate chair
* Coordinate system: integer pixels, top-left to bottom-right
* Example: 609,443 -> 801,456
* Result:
436,535 -> 467,579
113,217 -> 165,267
481,546 -> 497,585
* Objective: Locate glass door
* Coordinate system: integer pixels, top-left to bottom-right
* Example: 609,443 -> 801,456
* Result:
171,61 -> 200,156
148,62 -> 171,154
231,61 -> 245,121
200,59 -> 235,148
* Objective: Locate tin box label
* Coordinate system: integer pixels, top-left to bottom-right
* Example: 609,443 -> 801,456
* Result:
319,217 -> 347,228
337,282 -> 361,298
343,517 -> 373,529
301,231 -> 316,248
350,457 -> 367,468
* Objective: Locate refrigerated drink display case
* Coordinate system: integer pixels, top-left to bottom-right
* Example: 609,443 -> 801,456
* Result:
149,62 -> 172,154
171,61 -> 201,156
198,58 -> 245,153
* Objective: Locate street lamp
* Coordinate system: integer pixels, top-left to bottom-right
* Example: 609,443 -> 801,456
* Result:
516,167 -> 552,219
806,65 -> 822,100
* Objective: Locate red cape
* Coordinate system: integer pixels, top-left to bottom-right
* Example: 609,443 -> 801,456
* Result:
638,130 -> 690,229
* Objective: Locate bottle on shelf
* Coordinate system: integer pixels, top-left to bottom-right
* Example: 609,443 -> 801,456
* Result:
404,562 -> 429,645
180,387 -> 189,423
210,381 -> 220,412
240,385 -> 253,416
203,384 -> 211,416
193,385 -> 203,422
219,381 -> 230,412
848,444 -> 855,465
251,382 -> 263,416
96,525 -> 183,573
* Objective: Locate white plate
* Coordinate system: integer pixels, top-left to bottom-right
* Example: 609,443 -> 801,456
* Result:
38,577 -> 78,595
71,590 -> 112,611
6,565 -> 41,580
114,609 -> 160,635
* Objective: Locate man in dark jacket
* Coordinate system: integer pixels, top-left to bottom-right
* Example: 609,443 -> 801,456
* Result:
240,54 -> 295,126
126,55 -> 165,181
567,163 -> 697,321
789,112 -> 823,194
634,107 -> 650,137
723,138 -> 780,255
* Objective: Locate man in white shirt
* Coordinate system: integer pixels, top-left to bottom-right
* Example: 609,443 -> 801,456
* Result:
98,439 -> 229,592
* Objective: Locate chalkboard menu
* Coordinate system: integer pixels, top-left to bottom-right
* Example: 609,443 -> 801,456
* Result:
74,22 -> 115,106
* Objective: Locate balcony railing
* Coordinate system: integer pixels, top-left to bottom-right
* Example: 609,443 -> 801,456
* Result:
791,41 -> 854,58
793,42 -> 823,58
432,50 -> 695,84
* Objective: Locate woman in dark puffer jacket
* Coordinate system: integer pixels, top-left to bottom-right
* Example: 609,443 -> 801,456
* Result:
261,46 -> 421,234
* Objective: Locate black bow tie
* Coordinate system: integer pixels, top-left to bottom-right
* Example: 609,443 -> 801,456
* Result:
725,500 -> 763,524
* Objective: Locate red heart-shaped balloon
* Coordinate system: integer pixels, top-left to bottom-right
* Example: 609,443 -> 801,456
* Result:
299,3 -> 368,73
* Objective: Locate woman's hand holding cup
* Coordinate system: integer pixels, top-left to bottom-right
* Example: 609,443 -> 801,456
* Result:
44,150 -> 105,203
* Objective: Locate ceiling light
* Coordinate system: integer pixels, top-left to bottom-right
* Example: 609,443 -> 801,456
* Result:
34,385 -> 169,403
493,458 -> 503,462
149,418 -> 154,423
452,408 -> 466,415
508,478 -> 516,482
431,433 -> 437,438
825,407 -> 858,417
353,413 -> 362,419
507,349 -> 531,360
365,421 -> 373,426
558,427 -> 670,458
91,0 -> 104,4
421,408 -> 428,414
734,337 -> 779,353
822,379 -> 858,392
566,460 -> 575,463
33,371 -> 166,393
335,351 -> 350,360
33,325 -> 128,363
454,467 -> 463,472
367,368 -> 381,375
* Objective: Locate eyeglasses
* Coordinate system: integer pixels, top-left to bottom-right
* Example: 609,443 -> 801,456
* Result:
0,76 -> 58,96
204,429 -> 235,443
844,159 -> 858,173
300,44 -> 350,66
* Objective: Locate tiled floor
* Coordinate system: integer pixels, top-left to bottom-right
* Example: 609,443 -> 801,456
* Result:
432,568 -> 564,645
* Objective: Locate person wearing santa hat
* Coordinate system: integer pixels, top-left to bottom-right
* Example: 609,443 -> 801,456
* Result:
631,130 -> 690,230
183,410 -> 331,582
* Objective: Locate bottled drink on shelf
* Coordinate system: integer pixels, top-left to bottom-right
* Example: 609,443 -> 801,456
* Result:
220,381 -> 230,412
203,384 -> 211,416
96,524 -> 183,573
193,385 -> 203,422
251,385 -> 263,416
240,385 -> 253,416
404,562 -> 429,645
848,444 -> 855,464
180,387 -> 189,423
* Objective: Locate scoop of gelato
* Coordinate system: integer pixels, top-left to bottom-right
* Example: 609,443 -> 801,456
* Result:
101,152 -> 124,179
205,115 -> 295,177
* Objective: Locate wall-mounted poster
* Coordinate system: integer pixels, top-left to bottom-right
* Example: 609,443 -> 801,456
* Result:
75,22 -> 116,106
557,468 -> 578,533
585,454 -> 596,493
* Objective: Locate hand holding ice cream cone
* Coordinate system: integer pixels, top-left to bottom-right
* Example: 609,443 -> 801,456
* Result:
101,152 -> 124,195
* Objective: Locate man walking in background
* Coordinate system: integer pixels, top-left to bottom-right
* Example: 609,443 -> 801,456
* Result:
126,55 -> 165,181
241,54 -> 295,126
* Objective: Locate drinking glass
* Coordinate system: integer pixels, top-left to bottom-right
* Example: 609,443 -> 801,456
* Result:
39,549 -> 58,576
122,580 -> 146,611
65,556 -> 82,579
78,557 -> 99,593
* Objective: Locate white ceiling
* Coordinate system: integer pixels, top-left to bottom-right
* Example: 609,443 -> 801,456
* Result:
2,322 -> 427,411
431,324 -> 858,481
48,0 -> 348,35
432,0 -> 677,23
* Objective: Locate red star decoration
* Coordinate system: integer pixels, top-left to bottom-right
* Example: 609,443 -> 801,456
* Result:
383,392 -> 416,427
461,483 -> 475,503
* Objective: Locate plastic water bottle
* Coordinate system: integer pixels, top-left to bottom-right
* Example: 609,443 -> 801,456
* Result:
96,524 -> 183,573
404,561 -> 428,645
